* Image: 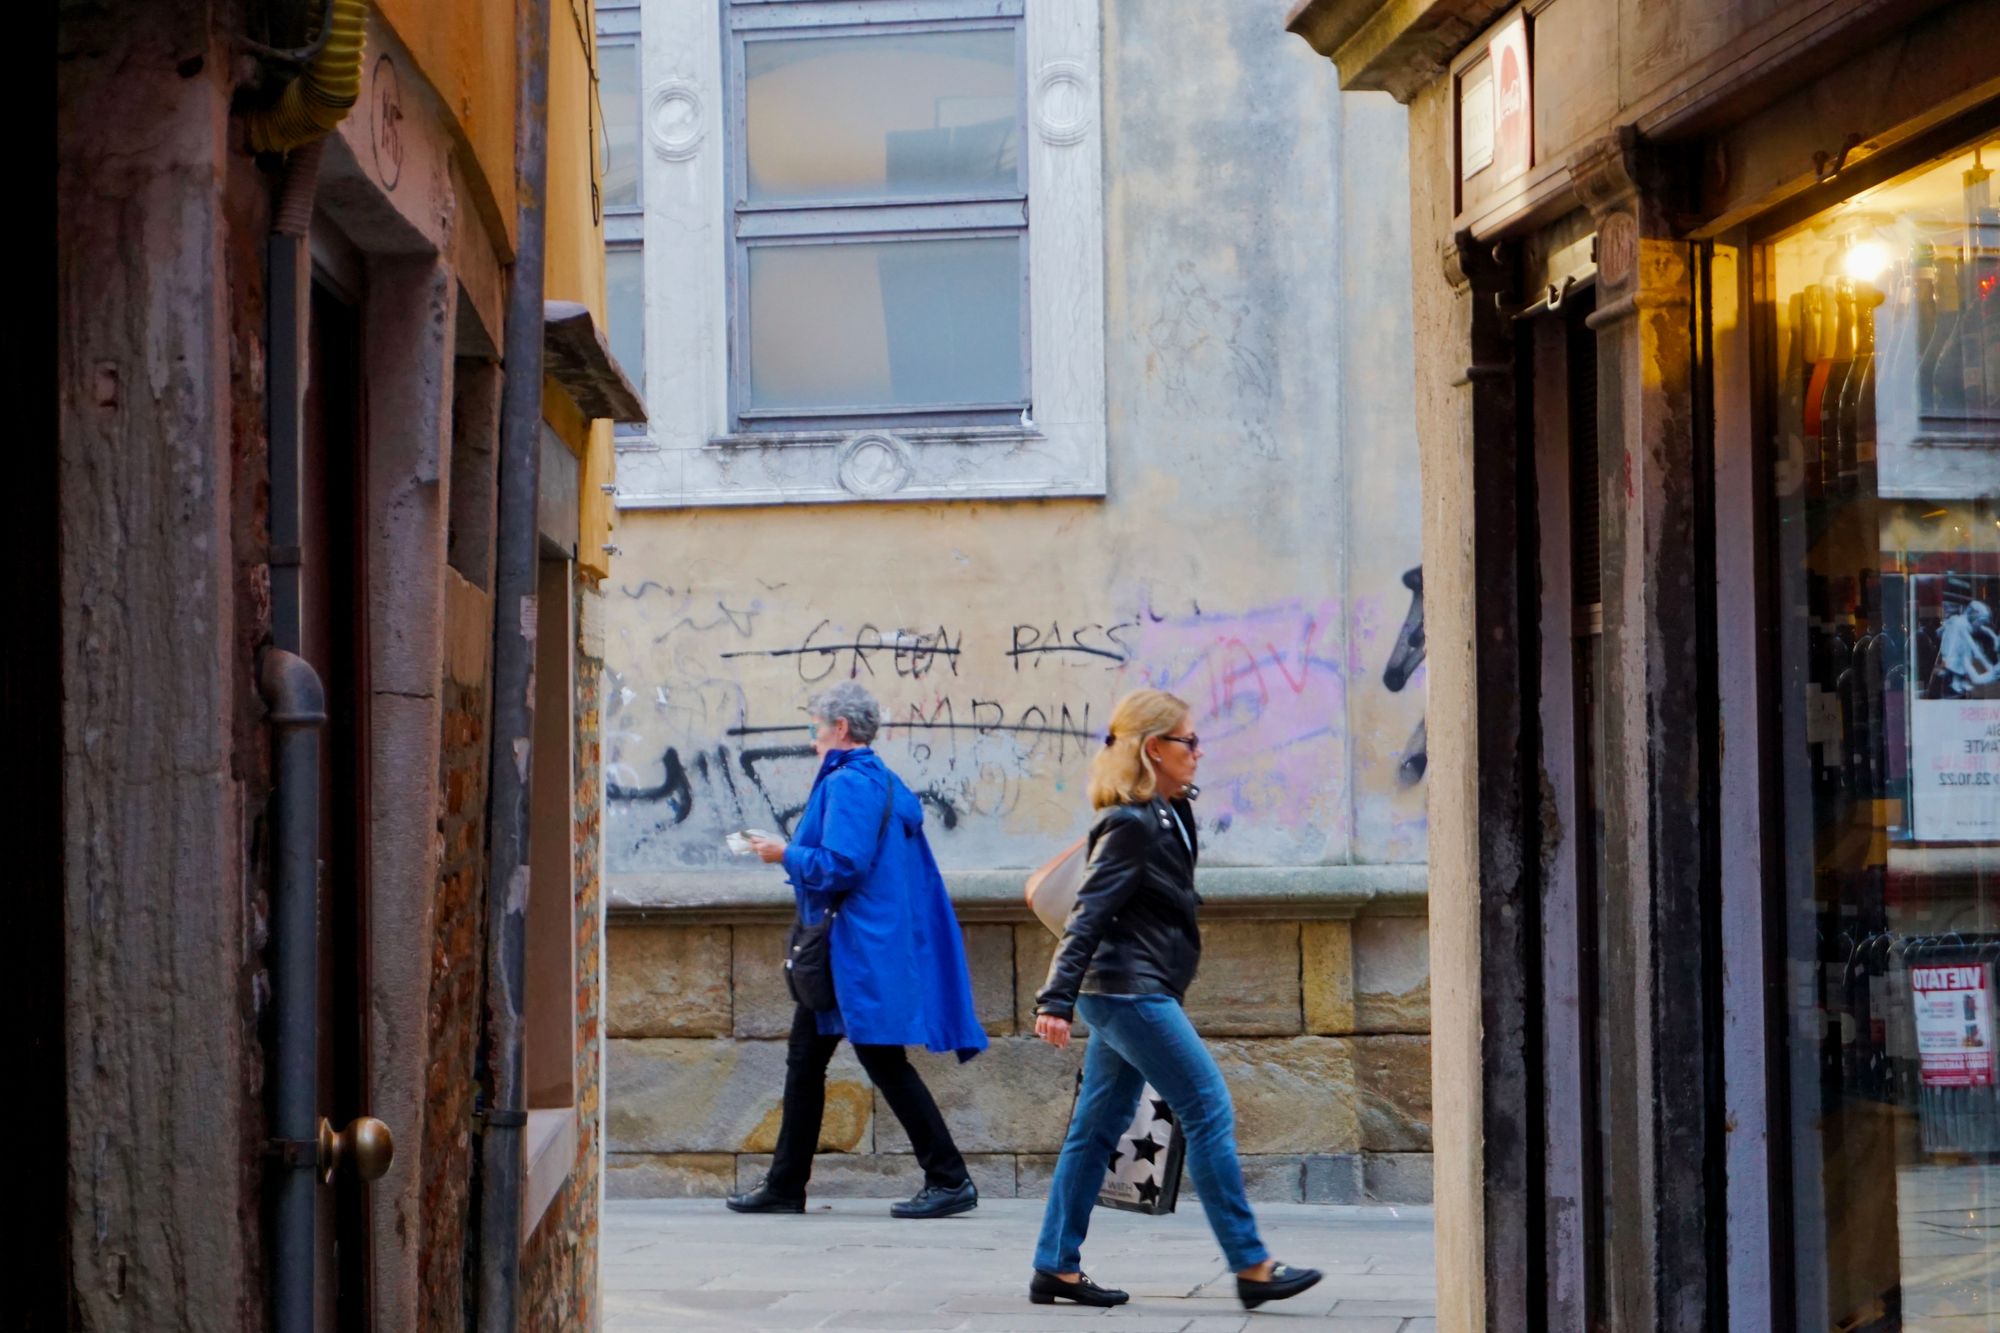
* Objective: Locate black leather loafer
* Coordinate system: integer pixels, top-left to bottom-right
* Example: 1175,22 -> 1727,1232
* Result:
890,1179 -> 978,1219
1237,1262 -> 1323,1309
1029,1270 -> 1130,1306
723,1179 -> 805,1214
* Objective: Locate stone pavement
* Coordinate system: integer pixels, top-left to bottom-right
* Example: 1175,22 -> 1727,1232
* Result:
603,1198 -> 1436,1332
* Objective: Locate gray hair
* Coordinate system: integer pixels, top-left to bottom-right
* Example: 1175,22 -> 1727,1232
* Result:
807,679 -> 881,745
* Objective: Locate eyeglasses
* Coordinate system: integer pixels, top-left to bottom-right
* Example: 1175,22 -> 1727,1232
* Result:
1158,733 -> 1199,751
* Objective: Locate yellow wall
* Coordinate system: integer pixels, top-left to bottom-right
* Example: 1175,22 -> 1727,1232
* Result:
374,0 -> 518,257
543,0 -> 617,581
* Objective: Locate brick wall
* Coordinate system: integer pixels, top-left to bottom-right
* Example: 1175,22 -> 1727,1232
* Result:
604,912 -> 1432,1205
418,573 -> 494,1330
520,582 -> 606,1330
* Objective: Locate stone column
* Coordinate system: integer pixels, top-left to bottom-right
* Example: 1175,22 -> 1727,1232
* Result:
57,1 -> 260,1327
1570,127 -> 1713,1332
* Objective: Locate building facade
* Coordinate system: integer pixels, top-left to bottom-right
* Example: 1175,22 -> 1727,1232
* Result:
1291,0 -> 2000,1327
595,0 -> 1438,1203
51,0 -> 638,1327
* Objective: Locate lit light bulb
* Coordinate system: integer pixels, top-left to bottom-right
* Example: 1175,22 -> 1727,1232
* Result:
1843,239 -> 1891,283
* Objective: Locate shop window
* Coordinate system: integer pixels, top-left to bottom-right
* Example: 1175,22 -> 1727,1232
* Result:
1765,130 -> 2000,1330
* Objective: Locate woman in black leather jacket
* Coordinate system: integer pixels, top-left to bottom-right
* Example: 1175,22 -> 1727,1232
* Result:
1027,689 -> 1323,1312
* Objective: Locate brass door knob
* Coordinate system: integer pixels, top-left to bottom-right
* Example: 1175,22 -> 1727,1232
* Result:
318,1116 -> 395,1184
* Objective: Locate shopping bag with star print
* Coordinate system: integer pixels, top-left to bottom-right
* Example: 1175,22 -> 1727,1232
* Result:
1088,1075 -> 1186,1215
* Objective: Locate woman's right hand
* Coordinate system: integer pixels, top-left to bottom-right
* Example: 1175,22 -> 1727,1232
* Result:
1035,1013 -> 1072,1049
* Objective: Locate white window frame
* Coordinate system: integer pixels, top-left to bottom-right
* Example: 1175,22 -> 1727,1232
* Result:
615,0 -> 1106,508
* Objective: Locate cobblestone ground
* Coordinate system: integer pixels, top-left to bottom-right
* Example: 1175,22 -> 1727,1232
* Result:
603,1198 -> 1436,1332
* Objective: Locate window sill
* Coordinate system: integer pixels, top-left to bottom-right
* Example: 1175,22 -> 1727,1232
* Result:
613,422 -> 1106,509
520,1106 -> 578,1245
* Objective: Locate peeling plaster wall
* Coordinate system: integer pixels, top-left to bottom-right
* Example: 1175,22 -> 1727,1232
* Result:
604,1 -> 1423,880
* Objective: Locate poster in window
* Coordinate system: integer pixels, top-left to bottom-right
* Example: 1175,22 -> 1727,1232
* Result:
1911,959 -> 1997,1087
1909,570 -> 2000,841
1489,15 -> 1531,186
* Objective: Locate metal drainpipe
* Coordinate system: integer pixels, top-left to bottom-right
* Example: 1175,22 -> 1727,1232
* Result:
475,0 -> 551,1323
260,649 -> 327,1333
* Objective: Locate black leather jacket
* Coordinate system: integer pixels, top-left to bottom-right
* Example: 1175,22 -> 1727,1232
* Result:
1034,796 -> 1201,1021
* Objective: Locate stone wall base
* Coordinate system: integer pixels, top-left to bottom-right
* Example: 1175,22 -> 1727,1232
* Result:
607,1149 -> 1433,1204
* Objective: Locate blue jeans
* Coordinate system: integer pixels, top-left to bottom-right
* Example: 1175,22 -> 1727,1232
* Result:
1033,993 -> 1270,1274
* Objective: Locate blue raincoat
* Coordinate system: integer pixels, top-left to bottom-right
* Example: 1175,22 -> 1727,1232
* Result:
781,748 -> 988,1062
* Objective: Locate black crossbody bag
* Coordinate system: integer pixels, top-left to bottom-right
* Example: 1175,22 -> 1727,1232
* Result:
784,775 -> 895,1012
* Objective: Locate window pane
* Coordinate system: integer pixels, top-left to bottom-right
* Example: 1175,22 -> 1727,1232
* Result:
606,247 -> 645,431
1766,133 -> 2000,1331
601,42 -> 640,211
745,236 -> 1022,411
744,29 -> 1019,204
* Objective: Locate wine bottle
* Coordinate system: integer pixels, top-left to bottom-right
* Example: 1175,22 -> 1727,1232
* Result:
1827,279 -> 1858,494
1848,282 -> 1880,495
1802,283 -> 1831,500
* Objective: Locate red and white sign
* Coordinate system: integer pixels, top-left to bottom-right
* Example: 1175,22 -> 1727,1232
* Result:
1911,961 -> 1998,1088
1490,15 -> 1532,185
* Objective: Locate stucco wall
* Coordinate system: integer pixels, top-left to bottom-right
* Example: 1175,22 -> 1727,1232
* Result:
602,1 -> 1425,884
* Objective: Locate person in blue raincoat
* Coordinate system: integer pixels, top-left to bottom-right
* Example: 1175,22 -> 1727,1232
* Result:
725,679 -> 989,1219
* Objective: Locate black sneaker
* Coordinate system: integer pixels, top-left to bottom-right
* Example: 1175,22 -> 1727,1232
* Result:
1029,1270 -> 1130,1306
723,1179 -> 805,1214
890,1179 -> 978,1219
1236,1262 -> 1323,1310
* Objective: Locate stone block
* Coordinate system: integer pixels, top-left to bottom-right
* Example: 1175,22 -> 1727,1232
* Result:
1025,1151 -> 1307,1203
1182,922 -> 1303,1036
1012,924 -> 1087,1036
1302,921 -> 1356,1034
1354,917 -> 1430,1033
732,924 -> 796,1039
1303,1153 -> 1365,1203
1352,1035 -> 1431,1151
607,924 -> 732,1038
1364,1152 -> 1435,1203
733,1153 -> 1018,1199
1208,1037 -> 1360,1154
963,924 -> 1016,1037
607,1038 -> 872,1154
874,1036 -> 1086,1155
1185,1154 -> 1305,1202
1016,1154 -> 1059,1198
605,1152 -> 735,1199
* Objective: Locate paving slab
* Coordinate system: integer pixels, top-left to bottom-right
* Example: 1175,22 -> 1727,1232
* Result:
605,1198 -> 1435,1331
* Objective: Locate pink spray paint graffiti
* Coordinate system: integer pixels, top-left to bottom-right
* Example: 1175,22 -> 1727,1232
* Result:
1124,599 -> 1348,830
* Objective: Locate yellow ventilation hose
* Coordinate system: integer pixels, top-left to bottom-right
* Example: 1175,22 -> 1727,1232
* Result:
248,0 -> 369,154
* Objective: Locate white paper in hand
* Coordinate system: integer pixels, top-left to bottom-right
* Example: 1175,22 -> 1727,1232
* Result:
726,829 -> 775,857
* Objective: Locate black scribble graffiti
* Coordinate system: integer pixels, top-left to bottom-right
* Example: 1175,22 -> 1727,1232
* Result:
618,580 -> 675,599
1007,622 -> 1135,668
721,621 -> 962,683
1384,567 -> 1425,691
1382,566 -> 1429,787
1400,719 -> 1428,786
737,742 -> 818,834
648,602 -> 764,646
915,789 -> 961,830
607,746 -> 696,823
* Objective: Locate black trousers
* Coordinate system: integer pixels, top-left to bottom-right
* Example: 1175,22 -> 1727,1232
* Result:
766,1003 -> 970,1197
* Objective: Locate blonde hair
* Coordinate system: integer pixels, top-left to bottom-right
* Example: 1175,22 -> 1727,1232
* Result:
1088,689 -> 1191,810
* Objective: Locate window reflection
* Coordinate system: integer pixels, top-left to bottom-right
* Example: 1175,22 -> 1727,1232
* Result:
1770,135 -> 2000,1330
601,41 -> 641,212
744,30 -> 1020,204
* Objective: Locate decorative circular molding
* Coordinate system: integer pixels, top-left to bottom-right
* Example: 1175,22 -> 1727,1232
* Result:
836,434 -> 914,498
1034,61 -> 1093,147
647,82 -> 706,162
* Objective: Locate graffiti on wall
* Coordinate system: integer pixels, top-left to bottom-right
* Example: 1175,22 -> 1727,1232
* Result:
604,577 -> 1425,873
